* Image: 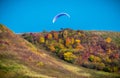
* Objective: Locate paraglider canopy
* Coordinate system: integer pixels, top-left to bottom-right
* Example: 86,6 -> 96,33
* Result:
52,12 -> 70,23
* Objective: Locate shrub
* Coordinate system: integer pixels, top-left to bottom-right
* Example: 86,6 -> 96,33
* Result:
48,44 -> 56,52
96,62 -> 105,70
105,37 -> 112,43
75,39 -> 81,43
63,30 -> 68,38
64,52 -> 76,63
53,32 -> 59,40
47,33 -> 52,40
112,66 -> 119,72
25,35 -> 34,43
94,56 -> 101,62
65,37 -> 71,48
71,38 -> 75,44
39,37 -> 45,43
57,50 -> 66,59
88,55 -> 94,62
105,56 -> 111,63
103,66 -> 112,72
82,62 -> 95,69
75,43 -> 84,50
88,55 -> 101,62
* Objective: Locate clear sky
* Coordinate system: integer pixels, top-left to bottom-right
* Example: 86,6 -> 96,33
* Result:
0,0 -> 120,33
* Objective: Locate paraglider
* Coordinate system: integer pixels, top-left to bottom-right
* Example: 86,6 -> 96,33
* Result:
52,12 -> 70,23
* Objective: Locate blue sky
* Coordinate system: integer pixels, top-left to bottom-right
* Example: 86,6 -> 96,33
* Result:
0,0 -> 120,33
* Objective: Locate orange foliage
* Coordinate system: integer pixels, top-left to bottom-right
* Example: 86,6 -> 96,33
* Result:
106,48 -> 112,54
105,37 -> 112,43
65,37 -> 71,47
53,32 -> 58,40
49,44 -> 56,52
75,43 -> 84,50
47,33 -> 52,39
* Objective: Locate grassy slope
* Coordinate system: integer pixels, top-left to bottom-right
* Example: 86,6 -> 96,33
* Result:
0,24 -> 120,78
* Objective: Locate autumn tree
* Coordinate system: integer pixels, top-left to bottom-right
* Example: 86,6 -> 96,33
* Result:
63,30 -> 68,38
106,48 -> 112,54
64,52 -> 76,63
58,43 -> 65,49
75,43 -> 84,51
104,56 -> 111,63
58,38 -> 64,44
74,39 -> 84,51
96,62 -> 105,70
39,36 -> 45,43
88,55 -> 101,62
65,37 -> 72,48
71,38 -> 75,45
88,55 -> 94,62
105,37 -> 112,43
75,39 -> 81,43
53,32 -> 59,40
46,33 -> 52,40
48,44 -> 56,52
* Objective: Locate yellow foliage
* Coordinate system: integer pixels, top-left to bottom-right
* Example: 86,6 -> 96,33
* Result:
45,40 -> 49,45
89,55 -> 94,62
64,52 -> 76,62
99,63 -> 105,67
71,38 -> 75,44
78,32 -> 82,36
75,39 -> 81,43
59,43 -> 64,49
49,44 -> 56,52
94,56 -> 101,62
39,37 -> 45,43
105,37 -> 112,43
59,39 -> 63,43
105,57 -> 111,63
89,55 -> 101,62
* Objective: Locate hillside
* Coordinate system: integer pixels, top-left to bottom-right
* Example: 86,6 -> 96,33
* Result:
0,24 -> 120,78
21,28 -> 120,73
0,24 -> 81,78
